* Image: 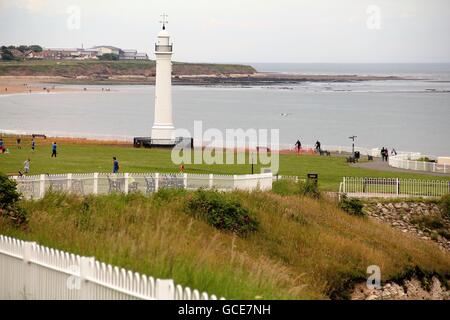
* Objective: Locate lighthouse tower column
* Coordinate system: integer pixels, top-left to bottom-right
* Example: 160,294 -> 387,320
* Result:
151,22 -> 175,141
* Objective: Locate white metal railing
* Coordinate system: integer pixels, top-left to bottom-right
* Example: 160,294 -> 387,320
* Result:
0,235 -> 224,300
278,143 -> 383,156
341,177 -> 450,198
11,172 -> 273,200
389,153 -> 449,174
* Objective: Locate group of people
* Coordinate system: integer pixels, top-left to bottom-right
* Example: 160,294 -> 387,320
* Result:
294,139 -> 322,154
380,147 -> 397,162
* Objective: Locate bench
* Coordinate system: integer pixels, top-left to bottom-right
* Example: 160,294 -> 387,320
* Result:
71,179 -> 85,195
346,156 -> 357,163
49,179 -> 66,192
159,174 -> 185,189
107,176 -> 124,193
319,150 -> 331,156
145,176 -> 156,193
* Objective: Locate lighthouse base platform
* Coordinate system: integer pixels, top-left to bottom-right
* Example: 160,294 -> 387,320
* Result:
133,137 -> 193,149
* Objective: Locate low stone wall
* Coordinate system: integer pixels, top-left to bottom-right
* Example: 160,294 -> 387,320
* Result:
363,201 -> 450,251
352,277 -> 449,300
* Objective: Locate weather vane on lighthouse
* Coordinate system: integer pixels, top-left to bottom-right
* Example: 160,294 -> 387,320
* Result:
159,13 -> 168,30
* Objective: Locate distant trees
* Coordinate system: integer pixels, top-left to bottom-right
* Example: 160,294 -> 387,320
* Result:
99,53 -> 119,61
0,45 -> 43,60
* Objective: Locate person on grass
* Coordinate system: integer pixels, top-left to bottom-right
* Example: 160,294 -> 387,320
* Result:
51,142 -> 57,157
113,157 -> 120,173
295,140 -> 302,154
24,158 -> 30,174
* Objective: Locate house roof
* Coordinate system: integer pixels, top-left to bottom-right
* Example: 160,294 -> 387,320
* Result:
91,46 -> 122,51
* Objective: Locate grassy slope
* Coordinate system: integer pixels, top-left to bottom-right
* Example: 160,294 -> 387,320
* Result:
0,138 -> 448,191
0,60 -> 256,77
1,190 -> 449,299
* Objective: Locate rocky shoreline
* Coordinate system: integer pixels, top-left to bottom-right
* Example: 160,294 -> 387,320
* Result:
352,276 -> 450,300
363,201 -> 450,252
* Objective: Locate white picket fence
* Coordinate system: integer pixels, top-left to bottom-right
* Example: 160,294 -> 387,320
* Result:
11,172 -> 273,200
389,153 -> 449,174
339,177 -> 450,198
0,235 -> 224,300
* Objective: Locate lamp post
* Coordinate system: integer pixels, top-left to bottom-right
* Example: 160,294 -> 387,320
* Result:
349,135 -> 357,156
250,152 -> 256,174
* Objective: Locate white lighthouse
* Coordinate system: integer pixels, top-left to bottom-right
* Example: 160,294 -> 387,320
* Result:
151,15 -> 175,142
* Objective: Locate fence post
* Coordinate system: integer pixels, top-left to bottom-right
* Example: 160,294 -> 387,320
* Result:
183,173 -> 188,190
22,241 -> 36,299
93,173 -> 99,195
67,173 -> 72,192
124,173 -> 129,194
39,174 -> 46,199
209,174 -> 214,189
155,279 -> 175,300
155,173 -> 159,192
396,178 -> 400,195
343,177 -> 346,193
79,257 -> 95,300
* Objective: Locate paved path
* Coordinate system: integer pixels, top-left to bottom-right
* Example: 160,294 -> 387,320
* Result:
352,157 -> 450,177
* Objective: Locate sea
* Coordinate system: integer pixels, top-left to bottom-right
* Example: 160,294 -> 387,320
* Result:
0,63 -> 449,156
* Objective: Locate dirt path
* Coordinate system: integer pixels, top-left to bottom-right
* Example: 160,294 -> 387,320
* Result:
352,157 -> 450,177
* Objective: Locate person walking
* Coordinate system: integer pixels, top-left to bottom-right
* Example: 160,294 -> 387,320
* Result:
295,140 -> 302,155
23,158 -> 30,174
16,137 -> 21,149
31,138 -> 36,152
391,148 -> 397,156
315,140 -> 321,153
51,142 -> 57,157
113,157 -> 119,173
0,138 -> 4,154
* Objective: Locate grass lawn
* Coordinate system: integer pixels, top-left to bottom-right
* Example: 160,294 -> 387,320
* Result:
1,139 -> 448,191
2,191 -> 450,299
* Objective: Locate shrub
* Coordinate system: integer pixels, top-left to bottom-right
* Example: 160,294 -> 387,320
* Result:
298,180 -> 321,199
440,194 -> 450,219
185,190 -> 258,237
339,195 -> 364,217
0,173 -> 28,226
411,215 -> 445,230
272,179 -> 321,199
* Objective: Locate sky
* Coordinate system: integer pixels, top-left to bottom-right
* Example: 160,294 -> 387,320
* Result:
0,0 -> 449,63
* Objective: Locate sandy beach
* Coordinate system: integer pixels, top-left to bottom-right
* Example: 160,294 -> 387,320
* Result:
0,76 -> 101,95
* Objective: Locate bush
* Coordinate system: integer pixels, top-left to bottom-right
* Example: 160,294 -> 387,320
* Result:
339,195 -> 364,217
440,194 -> 450,219
0,173 -> 28,226
272,179 -> 321,199
411,215 -> 445,230
185,190 -> 258,237
298,180 -> 321,199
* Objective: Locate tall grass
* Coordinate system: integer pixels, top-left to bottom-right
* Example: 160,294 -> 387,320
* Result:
1,190 -> 449,299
